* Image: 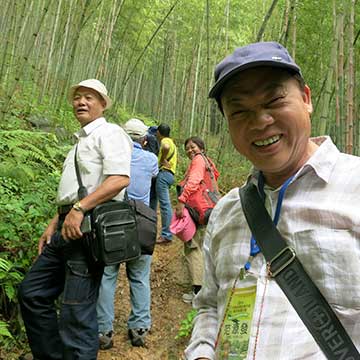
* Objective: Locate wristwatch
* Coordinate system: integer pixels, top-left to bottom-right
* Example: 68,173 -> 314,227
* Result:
73,201 -> 86,214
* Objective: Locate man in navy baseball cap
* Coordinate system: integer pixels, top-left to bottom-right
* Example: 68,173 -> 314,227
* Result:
185,42 -> 360,360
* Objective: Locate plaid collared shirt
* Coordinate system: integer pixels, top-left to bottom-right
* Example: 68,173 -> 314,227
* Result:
185,136 -> 360,360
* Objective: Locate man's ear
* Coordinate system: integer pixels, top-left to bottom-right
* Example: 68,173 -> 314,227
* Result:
303,85 -> 313,114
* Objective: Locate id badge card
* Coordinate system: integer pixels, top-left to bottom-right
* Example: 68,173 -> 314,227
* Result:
216,285 -> 257,360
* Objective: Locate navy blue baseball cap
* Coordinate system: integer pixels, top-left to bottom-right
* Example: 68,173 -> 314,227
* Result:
209,41 -> 302,99
148,126 -> 158,135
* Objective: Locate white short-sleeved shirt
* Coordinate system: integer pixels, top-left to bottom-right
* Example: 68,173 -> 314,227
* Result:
56,117 -> 132,205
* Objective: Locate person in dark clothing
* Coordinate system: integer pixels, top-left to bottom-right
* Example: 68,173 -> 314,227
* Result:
144,126 -> 159,156
144,125 -> 159,210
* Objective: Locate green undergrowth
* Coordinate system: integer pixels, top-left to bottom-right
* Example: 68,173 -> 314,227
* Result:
0,128 -> 67,350
175,309 -> 198,340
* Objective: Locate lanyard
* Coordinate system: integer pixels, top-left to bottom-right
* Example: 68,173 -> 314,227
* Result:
244,173 -> 294,271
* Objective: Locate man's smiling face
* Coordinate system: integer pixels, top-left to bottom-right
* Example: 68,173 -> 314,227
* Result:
221,67 -> 315,186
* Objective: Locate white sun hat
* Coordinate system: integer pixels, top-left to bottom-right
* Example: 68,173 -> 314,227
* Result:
123,118 -> 149,137
68,79 -> 112,110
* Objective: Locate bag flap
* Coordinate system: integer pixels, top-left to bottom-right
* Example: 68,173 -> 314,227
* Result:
128,199 -> 157,222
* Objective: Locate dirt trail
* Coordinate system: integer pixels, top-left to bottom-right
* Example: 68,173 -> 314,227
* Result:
98,238 -> 192,360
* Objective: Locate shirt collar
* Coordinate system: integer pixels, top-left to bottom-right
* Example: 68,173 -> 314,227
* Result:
248,136 -> 340,189
133,142 -> 142,149
74,117 -> 107,138
297,136 -> 339,183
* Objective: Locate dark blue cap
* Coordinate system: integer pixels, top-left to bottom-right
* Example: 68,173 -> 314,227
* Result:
209,41 -> 302,99
148,126 -> 158,135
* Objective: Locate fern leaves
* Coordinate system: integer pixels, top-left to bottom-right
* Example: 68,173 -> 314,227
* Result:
0,130 -> 66,181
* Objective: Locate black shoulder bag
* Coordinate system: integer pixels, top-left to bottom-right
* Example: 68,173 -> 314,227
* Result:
239,183 -> 360,359
74,145 -> 140,266
127,198 -> 157,255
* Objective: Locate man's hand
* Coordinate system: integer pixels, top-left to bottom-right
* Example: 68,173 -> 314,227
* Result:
61,209 -> 84,240
175,202 -> 185,218
161,159 -> 171,168
38,215 -> 59,254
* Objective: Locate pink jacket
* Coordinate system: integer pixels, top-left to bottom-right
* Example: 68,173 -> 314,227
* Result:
178,153 -> 219,205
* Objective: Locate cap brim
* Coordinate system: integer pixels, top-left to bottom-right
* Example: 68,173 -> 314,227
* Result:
209,60 -> 301,99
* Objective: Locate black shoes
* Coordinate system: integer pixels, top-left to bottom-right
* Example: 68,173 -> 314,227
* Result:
156,236 -> 171,244
99,328 -> 148,349
99,331 -> 114,350
128,328 -> 149,347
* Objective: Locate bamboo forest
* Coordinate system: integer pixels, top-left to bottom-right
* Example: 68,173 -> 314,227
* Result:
0,0 -> 359,359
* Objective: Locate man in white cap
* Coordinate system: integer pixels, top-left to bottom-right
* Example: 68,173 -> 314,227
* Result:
18,79 -> 133,360
96,118 -> 158,350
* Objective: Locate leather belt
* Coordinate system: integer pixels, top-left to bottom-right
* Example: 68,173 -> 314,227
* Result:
160,168 -> 174,175
58,204 -> 73,215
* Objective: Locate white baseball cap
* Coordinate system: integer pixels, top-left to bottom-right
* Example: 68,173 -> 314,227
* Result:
123,118 -> 149,137
68,79 -> 112,110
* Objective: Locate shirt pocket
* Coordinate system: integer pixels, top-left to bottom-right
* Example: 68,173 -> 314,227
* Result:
292,229 -> 360,309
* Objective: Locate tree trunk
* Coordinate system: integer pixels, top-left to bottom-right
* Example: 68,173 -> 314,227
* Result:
256,0 -> 279,41
132,64 -> 145,114
345,0 -> 355,154
334,0 -> 341,146
279,0 -> 291,45
0,1 -> 14,85
41,0 -> 63,101
1,2 -> 50,121
122,0 -> 179,88
318,22 -> 337,135
56,0 -> 93,109
190,13 -> 205,135
291,0 -> 297,59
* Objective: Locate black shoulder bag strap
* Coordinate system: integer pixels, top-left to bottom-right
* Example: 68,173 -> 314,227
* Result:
74,144 -> 88,200
239,183 -> 360,360
166,143 -> 176,161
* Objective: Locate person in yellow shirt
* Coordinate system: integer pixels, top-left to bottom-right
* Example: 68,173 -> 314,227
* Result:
155,123 -> 177,244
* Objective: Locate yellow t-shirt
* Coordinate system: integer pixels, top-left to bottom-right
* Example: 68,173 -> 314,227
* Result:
158,137 -> 177,174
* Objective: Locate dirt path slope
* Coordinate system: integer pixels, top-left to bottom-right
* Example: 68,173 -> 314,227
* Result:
98,238 -> 192,360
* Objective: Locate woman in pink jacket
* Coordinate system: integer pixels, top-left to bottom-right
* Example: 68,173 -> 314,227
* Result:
175,136 -> 219,303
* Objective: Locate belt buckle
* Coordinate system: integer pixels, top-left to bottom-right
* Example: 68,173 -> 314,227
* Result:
267,246 -> 296,277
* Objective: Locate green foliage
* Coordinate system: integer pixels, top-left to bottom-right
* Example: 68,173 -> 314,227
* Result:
0,130 -> 64,179
108,105 -> 159,128
0,128 -> 67,350
0,257 -> 23,350
175,309 -> 197,339
0,130 -> 66,263
0,258 -> 23,302
1,79 -> 75,134
0,320 -> 13,339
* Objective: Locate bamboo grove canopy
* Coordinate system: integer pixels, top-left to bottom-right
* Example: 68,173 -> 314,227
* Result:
0,0 -> 359,153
